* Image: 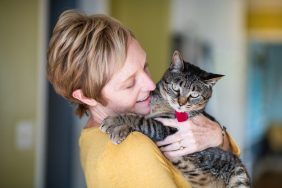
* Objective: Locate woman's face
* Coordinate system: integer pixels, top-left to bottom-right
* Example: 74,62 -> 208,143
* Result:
101,39 -> 156,115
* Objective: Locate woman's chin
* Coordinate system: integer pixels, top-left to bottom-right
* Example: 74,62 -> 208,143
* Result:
133,105 -> 150,115
133,97 -> 151,115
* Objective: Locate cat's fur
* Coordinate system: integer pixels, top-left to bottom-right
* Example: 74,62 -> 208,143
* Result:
100,51 -> 250,188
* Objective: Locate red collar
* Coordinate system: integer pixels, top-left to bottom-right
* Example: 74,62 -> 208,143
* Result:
175,111 -> 189,122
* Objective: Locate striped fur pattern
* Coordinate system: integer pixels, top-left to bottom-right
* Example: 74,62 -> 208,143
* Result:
101,51 -> 250,187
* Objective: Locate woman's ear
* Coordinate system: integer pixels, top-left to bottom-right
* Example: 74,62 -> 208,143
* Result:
72,89 -> 97,106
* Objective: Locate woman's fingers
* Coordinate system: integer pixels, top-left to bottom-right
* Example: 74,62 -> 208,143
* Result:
155,115 -> 225,158
155,116 -> 222,156
156,119 -> 194,146
163,147 -> 195,158
155,117 -> 193,128
154,118 -> 179,127
159,141 -> 183,152
156,132 -> 182,146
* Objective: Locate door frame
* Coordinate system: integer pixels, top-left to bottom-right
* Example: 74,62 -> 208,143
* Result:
35,0 -> 48,187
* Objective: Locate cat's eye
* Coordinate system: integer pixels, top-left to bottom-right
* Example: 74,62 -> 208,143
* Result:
172,84 -> 180,93
190,92 -> 199,98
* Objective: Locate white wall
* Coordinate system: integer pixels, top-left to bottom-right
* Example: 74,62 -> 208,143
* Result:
171,0 -> 247,150
35,0 -> 48,187
79,0 -> 109,14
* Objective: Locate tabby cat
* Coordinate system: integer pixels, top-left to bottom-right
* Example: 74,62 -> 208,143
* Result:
100,51 -> 250,188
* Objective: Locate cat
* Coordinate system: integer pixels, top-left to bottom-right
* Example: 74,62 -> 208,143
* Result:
100,50 -> 250,188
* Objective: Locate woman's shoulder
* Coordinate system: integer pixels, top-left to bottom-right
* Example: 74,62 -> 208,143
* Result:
80,127 -> 169,168
80,129 -> 189,188
123,131 -> 158,149
79,127 -> 108,149
105,131 -> 164,160
100,132 -> 172,174
79,128 -> 163,159
79,127 -> 109,168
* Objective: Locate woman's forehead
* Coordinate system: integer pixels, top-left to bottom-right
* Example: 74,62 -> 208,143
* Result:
104,39 -> 146,91
113,40 -> 146,81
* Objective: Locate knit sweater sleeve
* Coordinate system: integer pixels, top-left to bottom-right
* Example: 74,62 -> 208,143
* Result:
226,132 -> 241,156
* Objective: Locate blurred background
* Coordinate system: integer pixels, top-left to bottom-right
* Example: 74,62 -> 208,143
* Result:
1,0 -> 282,187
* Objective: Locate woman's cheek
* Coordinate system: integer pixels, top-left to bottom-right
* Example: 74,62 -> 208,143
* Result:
126,96 -> 140,111
127,98 -> 138,109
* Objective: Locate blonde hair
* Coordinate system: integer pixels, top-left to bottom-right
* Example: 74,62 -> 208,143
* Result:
47,10 -> 134,117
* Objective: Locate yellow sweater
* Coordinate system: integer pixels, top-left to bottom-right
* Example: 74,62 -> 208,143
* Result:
79,127 -> 240,188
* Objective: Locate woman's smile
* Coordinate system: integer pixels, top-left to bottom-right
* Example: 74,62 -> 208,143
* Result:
136,94 -> 150,103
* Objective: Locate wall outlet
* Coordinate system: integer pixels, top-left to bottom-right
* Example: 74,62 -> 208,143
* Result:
15,121 -> 33,150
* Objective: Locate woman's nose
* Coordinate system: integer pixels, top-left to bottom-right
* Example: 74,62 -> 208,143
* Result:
141,73 -> 156,91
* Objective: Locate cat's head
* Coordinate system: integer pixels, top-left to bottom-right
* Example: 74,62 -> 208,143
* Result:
159,50 -> 224,113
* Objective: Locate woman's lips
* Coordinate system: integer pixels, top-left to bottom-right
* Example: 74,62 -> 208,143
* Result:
136,95 -> 150,103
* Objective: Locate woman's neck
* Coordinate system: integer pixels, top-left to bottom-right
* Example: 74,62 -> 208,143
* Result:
84,117 -> 99,129
86,103 -> 116,127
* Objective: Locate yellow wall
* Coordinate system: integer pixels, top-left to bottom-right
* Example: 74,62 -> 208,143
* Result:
110,0 -> 170,82
0,0 -> 38,187
248,10 -> 282,29
247,2 -> 282,40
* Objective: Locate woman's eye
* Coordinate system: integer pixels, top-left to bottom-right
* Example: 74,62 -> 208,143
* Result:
190,92 -> 199,98
126,84 -> 134,89
126,81 -> 135,89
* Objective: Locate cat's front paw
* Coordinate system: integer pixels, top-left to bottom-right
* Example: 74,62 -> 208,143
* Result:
100,116 -> 132,144
108,124 -> 132,144
100,116 -> 119,134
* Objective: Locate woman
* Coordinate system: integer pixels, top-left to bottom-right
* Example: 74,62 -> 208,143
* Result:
47,10 -> 240,188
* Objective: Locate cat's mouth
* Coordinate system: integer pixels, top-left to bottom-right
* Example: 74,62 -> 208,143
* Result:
175,105 -> 190,112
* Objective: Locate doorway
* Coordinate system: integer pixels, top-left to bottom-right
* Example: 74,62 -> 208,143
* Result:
246,41 -> 282,187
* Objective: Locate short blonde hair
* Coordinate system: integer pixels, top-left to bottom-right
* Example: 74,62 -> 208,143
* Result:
47,10 -> 134,117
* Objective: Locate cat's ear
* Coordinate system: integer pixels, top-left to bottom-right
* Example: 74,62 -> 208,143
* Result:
170,50 -> 184,71
204,73 -> 224,86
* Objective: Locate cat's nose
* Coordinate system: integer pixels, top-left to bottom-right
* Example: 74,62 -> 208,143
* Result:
178,97 -> 187,106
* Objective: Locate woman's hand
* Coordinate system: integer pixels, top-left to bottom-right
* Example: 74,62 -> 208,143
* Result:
156,114 -> 227,159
